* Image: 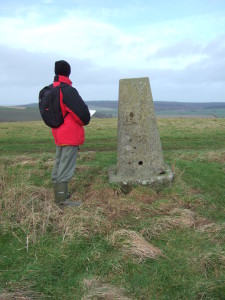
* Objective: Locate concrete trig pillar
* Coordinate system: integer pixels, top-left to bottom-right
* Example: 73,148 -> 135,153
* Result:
109,77 -> 174,189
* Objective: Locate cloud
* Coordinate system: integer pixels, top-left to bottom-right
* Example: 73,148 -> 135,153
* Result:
0,2 -> 225,104
0,45 -> 123,104
151,40 -> 204,58
147,34 -> 225,84
151,33 -> 225,60
1,7 -> 224,71
0,38 -> 225,105
0,12 -> 122,64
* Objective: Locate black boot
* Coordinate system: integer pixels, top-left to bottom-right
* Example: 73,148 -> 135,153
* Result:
53,182 -> 81,208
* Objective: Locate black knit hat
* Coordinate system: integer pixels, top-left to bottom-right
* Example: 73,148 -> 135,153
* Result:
55,60 -> 71,77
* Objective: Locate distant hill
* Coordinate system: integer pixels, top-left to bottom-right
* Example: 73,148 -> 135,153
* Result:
1,101 -> 225,122
24,100 -> 225,111
153,101 -> 225,118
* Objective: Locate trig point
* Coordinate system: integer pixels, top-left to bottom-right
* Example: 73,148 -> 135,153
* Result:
108,77 -> 174,190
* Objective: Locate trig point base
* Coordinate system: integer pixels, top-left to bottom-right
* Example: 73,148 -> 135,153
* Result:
108,77 -> 174,190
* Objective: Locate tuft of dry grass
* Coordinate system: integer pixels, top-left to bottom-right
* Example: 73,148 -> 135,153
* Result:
7,155 -> 40,167
0,289 -> 45,300
109,229 -> 163,261
167,208 -> 197,226
84,188 -> 142,222
1,168 -> 148,245
196,222 -> 225,244
1,184 -> 112,244
2,185 -> 58,243
58,207 -> 111,241
141,208 -> 210,240
178,150 -> 225,164
82,277 -> 132,300
197,223 -> 225,233
0,154 -> 55,171
79,151 -> 96,162
0,166 -> 6,199
2,175 -> 212,248
128,189 -> 158,204
192,248 -> 225,277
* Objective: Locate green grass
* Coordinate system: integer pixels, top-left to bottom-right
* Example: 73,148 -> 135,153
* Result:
0,118 -> 225,299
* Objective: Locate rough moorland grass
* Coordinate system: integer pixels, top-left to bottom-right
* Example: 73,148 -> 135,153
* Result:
0,118 -> 225,299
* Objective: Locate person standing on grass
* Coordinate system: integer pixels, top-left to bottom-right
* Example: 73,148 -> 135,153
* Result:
51,60 -> 90,208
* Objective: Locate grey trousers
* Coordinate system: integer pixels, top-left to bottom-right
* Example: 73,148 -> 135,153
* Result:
51,146 -> 78,182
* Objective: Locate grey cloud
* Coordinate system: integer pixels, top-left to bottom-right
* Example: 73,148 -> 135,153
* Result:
0,45 -> 122,87
151,81 -> 225,102
0,46 -> 54,87
0,46 -> 123,104
180,57 -> 225,83
148,58 -> 225,85
145,35 -> 225,85
150,39 -> 203,58
0,44 -> 224,105
150,34 -> 225,60
203,34 -> 225,58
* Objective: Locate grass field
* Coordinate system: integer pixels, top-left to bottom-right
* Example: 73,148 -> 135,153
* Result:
0,118 -> 225,299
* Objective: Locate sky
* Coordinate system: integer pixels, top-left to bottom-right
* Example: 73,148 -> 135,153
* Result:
0,0 -> 225,105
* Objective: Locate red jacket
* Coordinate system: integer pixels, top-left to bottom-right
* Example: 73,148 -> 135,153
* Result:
51,75 -> 90,146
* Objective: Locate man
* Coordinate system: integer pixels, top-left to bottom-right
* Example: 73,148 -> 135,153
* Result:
51,60 -> 90,207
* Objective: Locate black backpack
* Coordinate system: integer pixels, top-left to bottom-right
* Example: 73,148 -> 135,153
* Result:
39,83 -> 67,128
